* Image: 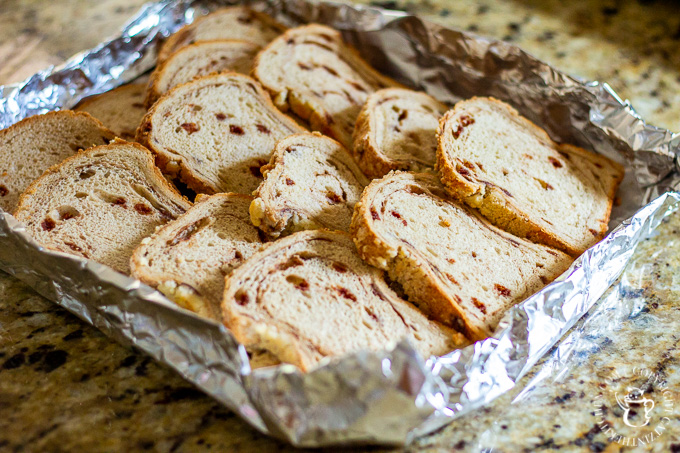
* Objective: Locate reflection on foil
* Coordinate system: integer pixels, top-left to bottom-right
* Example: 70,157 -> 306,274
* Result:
0,0 -> 679,447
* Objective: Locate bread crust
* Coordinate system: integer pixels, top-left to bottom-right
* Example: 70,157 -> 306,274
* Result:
130,192 -> 260,320
157,7 -> 286,63
222,229 -> 465,371
15,138 -> 190,211
145,39 -> 261,109
74,84 -> 143,111
436,97 -> 624,256
14,139 -> 192,273
350,171 -> 573,340
350,173 -> 474,336
136,72 -> 305,195
75,84 -> 147,140
353,88 -> 448,178
1,110 -> 113,143
0,110 -> 116,214
252,24 -> 403,148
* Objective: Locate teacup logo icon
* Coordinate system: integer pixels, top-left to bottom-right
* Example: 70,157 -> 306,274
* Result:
593,368 -> 674,446
615,386 -> 655,428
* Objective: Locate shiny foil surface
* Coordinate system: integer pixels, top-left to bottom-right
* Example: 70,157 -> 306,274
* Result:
0,0 -> 679,447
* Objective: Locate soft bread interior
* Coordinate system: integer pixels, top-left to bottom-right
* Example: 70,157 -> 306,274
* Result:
14,141 -> 190,274
351,172 -> 573,339
148,40 -> 261,107
251,132 -> 369,236
131,193 -> 264,320
354,88 -> 448,177
253,24 -> 401,148
437,97 -> 624,255
0,111 -> 115,213
222,230 -> 465,371
137,73 -> 304,195
158,6 -> 284,62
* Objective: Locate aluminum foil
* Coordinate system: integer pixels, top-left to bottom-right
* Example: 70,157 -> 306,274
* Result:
1,0 -> 679,447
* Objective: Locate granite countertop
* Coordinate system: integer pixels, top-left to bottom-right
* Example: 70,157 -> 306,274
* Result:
1,0 -> 679,451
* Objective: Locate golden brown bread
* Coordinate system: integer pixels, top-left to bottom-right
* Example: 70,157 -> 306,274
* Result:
350,171 -> 573,340
14,140 -> 191,274
222,229 -> 467,371
252,24 -> 402,149
136,73 -> 305,195
436,97 -> 625,256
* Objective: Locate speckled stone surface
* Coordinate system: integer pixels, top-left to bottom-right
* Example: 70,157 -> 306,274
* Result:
1,1 -> 679,452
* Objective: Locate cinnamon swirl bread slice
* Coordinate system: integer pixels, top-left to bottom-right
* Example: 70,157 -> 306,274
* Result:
14,140 -> 191,274
146,40 -> 261,108
0,110 -> 115,213
136,73 -> 305,195
437,97 -> 624,256
131,193 -> 265,321
157,6 -> 285,63
222,229 -> 465,372
351,172 -> 572,340
353,88 -> 448,178
253,24 -> 401,149
250,132 -> 369,237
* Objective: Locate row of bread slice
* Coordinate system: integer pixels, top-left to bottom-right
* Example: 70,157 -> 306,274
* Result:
70,6 -> 625,259
2,108 -> 611,369
131,195 -> 467,371
135,22 -> 407,195
2,6 -> 624,368
0,108 -> 538,364
64,6 -> 447,200
73,6 -> 288,152
6,136 -> 467,371
0,6 -> 284,214
73,8 -> 434,194
4,123 -> 562,371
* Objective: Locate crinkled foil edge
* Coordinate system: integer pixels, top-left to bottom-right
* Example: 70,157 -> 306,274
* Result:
1,0 -> 680,447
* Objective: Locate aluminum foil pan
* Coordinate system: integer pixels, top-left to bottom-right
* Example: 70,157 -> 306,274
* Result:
1,0 -> 679,447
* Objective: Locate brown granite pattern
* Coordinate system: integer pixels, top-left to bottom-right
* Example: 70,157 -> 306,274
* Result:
0,274 -> 291,451
1,0 -> 679,451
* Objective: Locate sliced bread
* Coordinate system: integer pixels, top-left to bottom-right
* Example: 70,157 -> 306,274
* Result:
252,24 -> 401,149
14,140 -> 191,274
157,7 -> 285,63
136,73 -> 305,195
75,84 -> 147,141
250,132 -> 369,237
350,171 -> 573,340
0,111 -> 115,214
145,40 -> 261,108
130,193 -> 265,320
436,97 -> 625,256
222,229 -> 466,371
353,88 -> 448,178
